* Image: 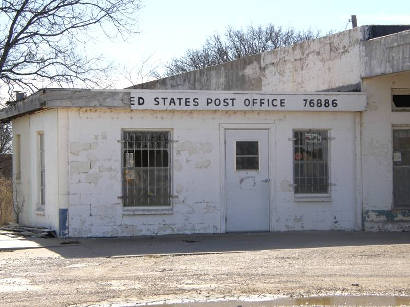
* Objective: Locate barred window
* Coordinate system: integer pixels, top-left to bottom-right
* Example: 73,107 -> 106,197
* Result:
393,129 -> 410,208
122,131 -> 171,207
392,89 -> 410,111
293,130 -> 329,194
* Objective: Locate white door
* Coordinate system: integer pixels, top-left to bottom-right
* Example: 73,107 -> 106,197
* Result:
225,129 -> 270,232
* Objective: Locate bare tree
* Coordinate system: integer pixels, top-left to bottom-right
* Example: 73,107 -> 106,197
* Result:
164,24 -> 321,76
0,0 -> 141,98
122,54 -> 162,87
12,184 -> 24,224
0,176 -> 12,225
0,122 -> 11,153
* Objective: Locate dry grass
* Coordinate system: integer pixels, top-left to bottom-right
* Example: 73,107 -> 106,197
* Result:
0,177 -> 14,225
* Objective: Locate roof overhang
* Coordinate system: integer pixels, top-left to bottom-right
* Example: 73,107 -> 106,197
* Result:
0,89 -> 367,122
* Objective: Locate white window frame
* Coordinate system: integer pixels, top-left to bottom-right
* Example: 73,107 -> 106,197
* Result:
392,88 -> 410,112
292,129 -> 331,202
15,134 -> 21,181
37,131 -> 45,210
121,129 -> 173,215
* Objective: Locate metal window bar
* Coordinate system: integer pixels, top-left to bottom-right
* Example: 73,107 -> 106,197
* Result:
393,129 -> 410,208
293,130 -> 329,194
122,131 -> 171,207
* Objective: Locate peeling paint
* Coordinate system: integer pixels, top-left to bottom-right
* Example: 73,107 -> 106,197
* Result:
280,179 -> 292,192
176,184 -> 184,194
175,141 -> 198,156
239,176 -> 256,190
98,166 -> 115,173
70,161 -> 91,174
199,142 -> 213,153
86,153 -> 98,161
174,160 -> 183,172
365,138 -> 390,158
70,142 -> 97,155
365,209 -> 410,223
194,160 -> 211,169
175,141 -> 213,156
83,173 -> 103,184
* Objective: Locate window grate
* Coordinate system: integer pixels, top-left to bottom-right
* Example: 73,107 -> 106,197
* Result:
393,129 -> 410,208
293,130 -> 329,194
122,131 -> 171,207
393,95 -> 410,108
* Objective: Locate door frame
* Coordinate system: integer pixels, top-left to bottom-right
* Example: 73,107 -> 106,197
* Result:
219,123 -> 276,233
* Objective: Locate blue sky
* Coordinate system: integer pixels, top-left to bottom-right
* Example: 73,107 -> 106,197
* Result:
95,0 -> 410,87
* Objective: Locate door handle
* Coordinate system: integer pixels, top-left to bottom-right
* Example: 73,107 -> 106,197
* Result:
261,178 -> 270,183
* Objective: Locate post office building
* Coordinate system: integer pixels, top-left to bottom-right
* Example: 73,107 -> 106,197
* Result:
2,25 -> 410,237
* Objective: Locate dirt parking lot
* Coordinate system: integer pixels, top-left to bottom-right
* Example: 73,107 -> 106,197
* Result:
0,231 -> 409,306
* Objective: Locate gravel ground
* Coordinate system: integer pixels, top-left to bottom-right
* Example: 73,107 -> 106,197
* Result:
0,232 -> 409,306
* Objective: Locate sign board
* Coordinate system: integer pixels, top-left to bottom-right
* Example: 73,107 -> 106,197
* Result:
393,152 -> 402,162
305,133 -> 322,143
129,90 -> 367,112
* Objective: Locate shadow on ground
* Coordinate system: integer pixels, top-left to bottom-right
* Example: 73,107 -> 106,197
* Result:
2,230 -> 408,259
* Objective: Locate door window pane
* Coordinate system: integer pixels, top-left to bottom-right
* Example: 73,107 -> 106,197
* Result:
236,141 -> 258,170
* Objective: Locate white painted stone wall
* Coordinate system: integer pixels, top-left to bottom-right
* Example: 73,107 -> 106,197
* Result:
64,108 -> 359,237
12,110 -> 59,230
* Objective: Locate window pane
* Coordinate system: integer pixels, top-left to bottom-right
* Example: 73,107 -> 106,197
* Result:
393,95 -> 410,108
293,130 -> 329,194
236,141 -> 258,155
122,131 -> 171,207
236,141 -> 259,170
236,157 -> 259,170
